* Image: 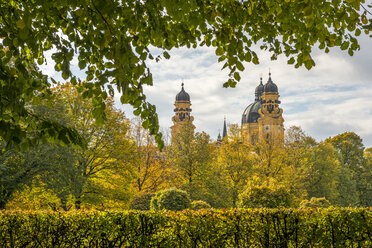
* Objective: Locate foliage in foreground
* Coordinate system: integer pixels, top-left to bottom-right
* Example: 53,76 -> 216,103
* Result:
0,208 -> 370,247
1,0 -> 370,148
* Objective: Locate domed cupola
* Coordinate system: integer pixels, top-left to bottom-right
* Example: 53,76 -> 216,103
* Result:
175,83 -> 190,102
264,73 -> 278,93
255,77 -> 264,101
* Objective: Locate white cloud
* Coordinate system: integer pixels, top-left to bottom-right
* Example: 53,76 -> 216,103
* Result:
40,34 -> 372,148
121,35 -> 372,147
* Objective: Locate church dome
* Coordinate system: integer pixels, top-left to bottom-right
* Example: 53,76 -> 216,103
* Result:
264,74 -> 278,93
175,83 -> 190,101
241,101 -> 262,124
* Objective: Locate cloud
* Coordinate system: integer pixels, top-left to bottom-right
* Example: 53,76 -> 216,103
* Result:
121,35 -> 372,147
40,34 -> 372,148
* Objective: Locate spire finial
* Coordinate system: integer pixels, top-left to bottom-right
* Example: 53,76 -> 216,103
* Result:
223,116 -> 227,138
269,68 -> 271,77
260,73 -> 263,84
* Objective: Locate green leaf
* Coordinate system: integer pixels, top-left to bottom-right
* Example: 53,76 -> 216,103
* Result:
233,72 -> 241,81
341,41 -> 349,50
236,61 -> 244,71
215,47 -> 224,56
163,51 -> 170,59
78,60 -> 87,69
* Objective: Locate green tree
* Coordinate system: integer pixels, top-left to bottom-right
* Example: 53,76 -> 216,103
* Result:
168,124 -> 212,199
129,117 -> 170,193
362,148 -> 372,206
1,0 -> 369,148
34,83 -> 133,209
248,127 -> 309,206
0,143 -> 41,209
217,124 -> 255,207
325,132 -> 367,206
302,142 -> 340,204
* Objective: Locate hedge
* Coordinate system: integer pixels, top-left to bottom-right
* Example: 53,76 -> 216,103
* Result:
0,208 -> 371,247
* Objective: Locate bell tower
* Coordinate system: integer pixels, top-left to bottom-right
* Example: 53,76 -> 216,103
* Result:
258,73 -> 284,144
171,83 -> 195,139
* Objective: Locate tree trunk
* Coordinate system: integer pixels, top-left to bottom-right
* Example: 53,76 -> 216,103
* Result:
75,197 -> 81,210
0,200 -> 6,210
61,197 -> 68,211
0,189 -> 11,210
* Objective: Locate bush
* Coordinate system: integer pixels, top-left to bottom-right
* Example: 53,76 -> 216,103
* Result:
0,208 -> 370,247
300,197 -> 331,208
191,200 -> 211,210
239,185 -> 293,208
150,188 -> 191,211
129,192 -> 155,210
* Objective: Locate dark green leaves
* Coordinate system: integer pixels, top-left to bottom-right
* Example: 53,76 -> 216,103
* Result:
0,0 -> 368,150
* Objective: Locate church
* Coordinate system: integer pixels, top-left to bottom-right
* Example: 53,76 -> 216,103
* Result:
171,73 -> 284,145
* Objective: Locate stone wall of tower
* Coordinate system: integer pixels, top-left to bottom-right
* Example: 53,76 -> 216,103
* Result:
257,92 -> 284,144
241,123 -> 259,145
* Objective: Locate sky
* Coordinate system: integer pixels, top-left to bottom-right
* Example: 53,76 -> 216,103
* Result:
41,34 -> 372,148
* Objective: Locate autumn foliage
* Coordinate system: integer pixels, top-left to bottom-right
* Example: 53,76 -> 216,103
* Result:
0,208 -> 370,247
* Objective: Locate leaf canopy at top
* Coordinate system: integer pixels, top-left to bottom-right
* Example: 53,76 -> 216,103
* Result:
0,0 -> 370,149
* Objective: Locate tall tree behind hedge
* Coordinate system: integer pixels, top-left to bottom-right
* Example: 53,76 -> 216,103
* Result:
33,83 -> 133,210
302,142 -> 340,204
217,124 -> 255,207
325,132 -> 367,206
0,143 -> 45,209
168,124 -> 213,200
129,117 -> 170,193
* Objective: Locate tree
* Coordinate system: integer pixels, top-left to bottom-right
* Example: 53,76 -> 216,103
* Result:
360,148 -> 372,206
325,132 -> 367,206
168,124 -> 213,199
34,83 -> 133,209
0,142 -> 42,209
302,142 -> 340,204
1,1 -> 369,148
129,117 -> 170,193
217,124 -> 255,207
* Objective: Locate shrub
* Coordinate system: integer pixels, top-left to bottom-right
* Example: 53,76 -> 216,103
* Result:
300,197 -> 331,208
150,188 -> 191,211
0,208 -> 370,247
191,200 -> 211,210
129,192 -> 155,210
239,185 -> 293,208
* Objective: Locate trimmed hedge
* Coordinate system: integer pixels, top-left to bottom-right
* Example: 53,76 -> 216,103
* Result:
0,208 -> 371,247
150,188 -> 191,211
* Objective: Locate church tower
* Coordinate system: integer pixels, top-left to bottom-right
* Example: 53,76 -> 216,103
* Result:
241,73 -> 284,145
257,73 -> 284,144
171,83 -> 195,139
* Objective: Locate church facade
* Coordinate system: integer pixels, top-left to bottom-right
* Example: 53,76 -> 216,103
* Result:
170,74 -> 284,145
241,73 -> 284,145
